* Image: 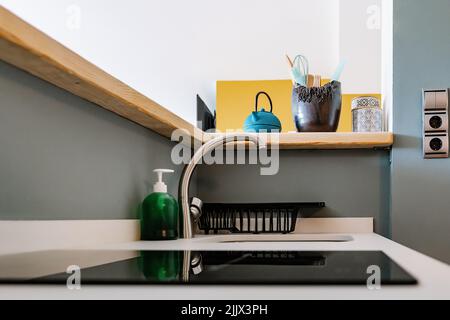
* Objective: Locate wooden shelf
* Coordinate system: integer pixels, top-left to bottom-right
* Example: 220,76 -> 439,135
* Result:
0,7 -> 393,151
203,132 -> 394,150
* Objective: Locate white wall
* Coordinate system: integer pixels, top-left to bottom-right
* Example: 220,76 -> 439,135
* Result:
381,0 -> 393,131
0,0 -> 340,124
1,0 -> 382,124
339,0 -> 382,94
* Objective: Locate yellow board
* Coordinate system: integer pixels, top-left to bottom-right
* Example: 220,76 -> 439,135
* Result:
216,80 -> 296,132
216,80 -> 381,133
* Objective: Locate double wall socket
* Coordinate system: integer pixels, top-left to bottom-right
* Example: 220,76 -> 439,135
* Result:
422,89 -> 449,158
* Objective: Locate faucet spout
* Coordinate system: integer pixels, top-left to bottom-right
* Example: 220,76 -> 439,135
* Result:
178,133 -> 265,239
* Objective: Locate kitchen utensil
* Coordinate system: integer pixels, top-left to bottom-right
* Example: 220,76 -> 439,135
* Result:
286,54 -> 295,84
243,91 -> 282,132
306,75 -> 322,88
331,59 -> 347,82
306,74 -> 315,88
291,54 -> 309,86
286,54 -> 294,68
352,96 -> 383,132
313,75 -> 322,87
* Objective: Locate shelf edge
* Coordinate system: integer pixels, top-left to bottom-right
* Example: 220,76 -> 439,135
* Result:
202,132 -> 394,150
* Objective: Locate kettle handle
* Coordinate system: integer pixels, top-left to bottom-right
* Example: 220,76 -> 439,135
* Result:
255,91 -> 273,113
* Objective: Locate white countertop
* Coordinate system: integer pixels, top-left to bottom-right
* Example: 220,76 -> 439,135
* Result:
0,233 -> 449,300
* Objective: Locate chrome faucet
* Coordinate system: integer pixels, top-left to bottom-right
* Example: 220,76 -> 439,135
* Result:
178,133 -> 266,239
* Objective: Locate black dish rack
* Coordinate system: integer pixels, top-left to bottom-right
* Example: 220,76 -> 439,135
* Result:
198,202 -> 325,235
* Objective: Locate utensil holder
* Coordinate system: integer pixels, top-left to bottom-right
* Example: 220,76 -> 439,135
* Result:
291,81 -> 342,132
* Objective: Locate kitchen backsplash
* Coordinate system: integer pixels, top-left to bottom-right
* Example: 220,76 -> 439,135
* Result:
0,60 -> 388,237
0,61 -> 182,220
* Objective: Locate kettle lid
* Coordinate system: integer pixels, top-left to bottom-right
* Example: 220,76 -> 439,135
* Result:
243,92 -> 282,129
246,109 -> 281,127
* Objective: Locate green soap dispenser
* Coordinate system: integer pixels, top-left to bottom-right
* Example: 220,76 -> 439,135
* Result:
140,169 -> 179,240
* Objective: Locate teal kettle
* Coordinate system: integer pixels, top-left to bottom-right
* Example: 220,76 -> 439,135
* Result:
243,92 -> 282,133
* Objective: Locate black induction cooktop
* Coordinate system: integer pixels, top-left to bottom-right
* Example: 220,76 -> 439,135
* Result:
0,250 -> 417,285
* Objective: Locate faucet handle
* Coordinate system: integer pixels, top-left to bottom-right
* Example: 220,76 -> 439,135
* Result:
190,197 -> 203,222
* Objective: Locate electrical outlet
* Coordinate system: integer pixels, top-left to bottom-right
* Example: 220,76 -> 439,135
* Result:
424,134 -> 449,158
424,113 -> 448,132
423,89 -> 449,159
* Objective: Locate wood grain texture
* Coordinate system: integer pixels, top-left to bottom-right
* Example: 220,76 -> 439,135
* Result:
203,132 -> 394,150
0,6 -> 201,141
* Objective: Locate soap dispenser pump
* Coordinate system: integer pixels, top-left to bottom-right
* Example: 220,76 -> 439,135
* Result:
140,169 -> 179,241
153,169 -> 170,193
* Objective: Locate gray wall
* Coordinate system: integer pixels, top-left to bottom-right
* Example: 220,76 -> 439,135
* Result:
0,61 -> 181,220
392,0 -> 450,263
197,149 -> 391,235
0,57 -> 391,234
